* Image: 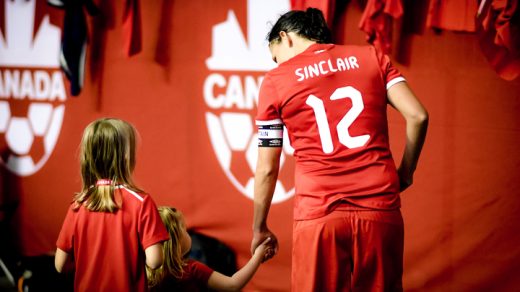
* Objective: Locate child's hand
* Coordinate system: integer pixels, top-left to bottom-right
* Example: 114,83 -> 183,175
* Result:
253,237 -> 272,259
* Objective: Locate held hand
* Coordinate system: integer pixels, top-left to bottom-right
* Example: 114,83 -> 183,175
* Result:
251,229 -> 278,262
398,166 -> 413,192
253,237 -> 271,257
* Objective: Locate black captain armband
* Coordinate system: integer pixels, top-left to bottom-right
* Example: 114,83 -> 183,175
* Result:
256,120 -> 284,147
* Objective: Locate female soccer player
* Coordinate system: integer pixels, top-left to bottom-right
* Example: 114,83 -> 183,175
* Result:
251,8 -> 428,291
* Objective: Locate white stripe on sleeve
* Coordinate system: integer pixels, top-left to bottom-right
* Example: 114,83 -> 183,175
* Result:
386,77 -> 406,90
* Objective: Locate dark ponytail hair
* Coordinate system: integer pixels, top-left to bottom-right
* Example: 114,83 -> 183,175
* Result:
267,8 -> 332,44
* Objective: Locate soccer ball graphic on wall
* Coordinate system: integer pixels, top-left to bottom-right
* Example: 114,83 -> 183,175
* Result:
206,112 -> 295,203
0,0 -> 67,176
0,101 -> 64,176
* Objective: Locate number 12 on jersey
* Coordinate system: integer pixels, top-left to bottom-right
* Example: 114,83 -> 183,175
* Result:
306,86 -> 370,154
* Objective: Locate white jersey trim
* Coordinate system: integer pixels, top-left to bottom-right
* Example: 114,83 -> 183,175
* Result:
386,77 -> 406,90
116,185 -> 144,202
256,119 -> 283,126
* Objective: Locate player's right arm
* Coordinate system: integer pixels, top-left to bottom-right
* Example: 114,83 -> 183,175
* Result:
251,146 -> 281,260
253,75 -> 282,259
387,81 -> 429,191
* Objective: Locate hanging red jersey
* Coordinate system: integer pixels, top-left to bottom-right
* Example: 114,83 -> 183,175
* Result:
427,0 -> 479,32
359,0 -> 403,54
123,0 -> 142,56
256,44 -> 404,220
477,0 -> 520,80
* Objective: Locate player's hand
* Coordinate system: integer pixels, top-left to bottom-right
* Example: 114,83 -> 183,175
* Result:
251,228 -> 278,262
398,166 -> 413,192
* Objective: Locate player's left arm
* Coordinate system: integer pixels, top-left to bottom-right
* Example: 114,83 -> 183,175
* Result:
251,146 -> 281,261
387,81 -> 429,191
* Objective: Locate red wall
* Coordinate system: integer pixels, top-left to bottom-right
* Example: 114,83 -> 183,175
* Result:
1,0 -> 519,291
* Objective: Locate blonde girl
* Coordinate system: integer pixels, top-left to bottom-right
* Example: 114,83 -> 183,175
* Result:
55,118 -> 169,292
147,207 -> 270,292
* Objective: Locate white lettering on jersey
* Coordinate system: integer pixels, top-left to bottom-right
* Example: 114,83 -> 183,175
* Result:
306,86 -> 370,153
295,56 -> 360,82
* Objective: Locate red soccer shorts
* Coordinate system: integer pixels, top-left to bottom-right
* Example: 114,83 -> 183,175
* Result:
292,209 -> 404,292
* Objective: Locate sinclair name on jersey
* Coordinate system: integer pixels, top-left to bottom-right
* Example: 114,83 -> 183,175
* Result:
294,55 -> 360,82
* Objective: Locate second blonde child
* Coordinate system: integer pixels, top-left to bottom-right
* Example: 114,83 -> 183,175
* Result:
147,207 -> 270,292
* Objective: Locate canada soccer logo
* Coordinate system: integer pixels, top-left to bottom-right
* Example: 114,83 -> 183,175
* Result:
204,0 -> 294,203
0,0 -> 66,176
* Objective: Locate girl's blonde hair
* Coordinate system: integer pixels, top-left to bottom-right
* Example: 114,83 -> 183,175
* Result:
147,207 -> 186,288
73,118 -> 142,212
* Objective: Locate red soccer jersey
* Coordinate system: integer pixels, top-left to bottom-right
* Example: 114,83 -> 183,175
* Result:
359,0 -> 404,54
151,259 -> 214,292
56,187 -> 170,292
256,43 -> 404,220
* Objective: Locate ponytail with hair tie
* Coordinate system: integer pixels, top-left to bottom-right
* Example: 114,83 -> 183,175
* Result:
267,8 -> 332,44
305,7 -> 332,44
